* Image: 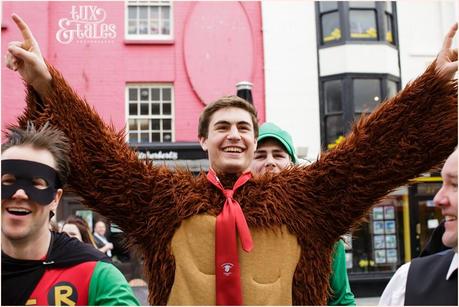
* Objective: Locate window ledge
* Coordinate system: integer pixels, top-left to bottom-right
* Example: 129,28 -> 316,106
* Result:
320,40 -> 397,50
124,39 -> 175,45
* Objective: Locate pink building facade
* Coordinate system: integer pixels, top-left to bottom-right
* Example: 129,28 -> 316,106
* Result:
2,1 -> 265,144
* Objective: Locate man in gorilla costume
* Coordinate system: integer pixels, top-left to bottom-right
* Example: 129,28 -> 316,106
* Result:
5,14 -> 458,305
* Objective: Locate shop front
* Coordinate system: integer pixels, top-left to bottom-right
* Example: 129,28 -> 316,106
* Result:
347,175 -> 443,297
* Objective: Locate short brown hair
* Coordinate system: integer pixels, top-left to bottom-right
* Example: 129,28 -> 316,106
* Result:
198,95 -> 259,139
1,121 -> 71,186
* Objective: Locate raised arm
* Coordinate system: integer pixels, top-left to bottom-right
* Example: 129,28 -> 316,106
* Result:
5,14 -> 181,243
288,24 -> 458,245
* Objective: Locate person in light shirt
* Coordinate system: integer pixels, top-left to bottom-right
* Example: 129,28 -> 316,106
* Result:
379,149 -> 458,306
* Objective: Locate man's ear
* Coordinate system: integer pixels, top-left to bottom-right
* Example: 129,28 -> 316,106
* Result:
199,136 -> 208,152
50,188 -> 63,212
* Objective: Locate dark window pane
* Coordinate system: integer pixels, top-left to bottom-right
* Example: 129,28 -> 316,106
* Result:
162,20 -> 170,35
151,132 -> 161,142
161,6 -> 170,19
386,80 -> 398,100
128,6 -> 137,19
140,88 -> 149,101
151,88 -> 160,101
139,119 -> 149,130
150,6 -> 159,19
129,132 -> 138,143
139,6 -> 148,18
322,12 -> 341,43
129,103 -> 138,115
150,20 -> 159,35
319,1 -> 338,12
128,119 -> 137,131
128,20 -> 137,35
129,88 -> 138,101
350,10 -> 377,39
163,103 -> 171,115
151,103 -> 160,115
151,119 -> 160,130
162,88 -> 171,101
349,1 -> 376,8
163,132 -> 172,142
139,20 -> 148,34
163,119 -> 172,130
353,79 -> 381,113
384,13 -> 394,43
140,103 -> 149,115
140,133 -> 149,143
324,80 -> 343,113
326,115 -> 344,146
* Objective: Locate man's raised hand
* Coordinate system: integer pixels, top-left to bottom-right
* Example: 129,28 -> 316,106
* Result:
436,23 -> 458,79
5,14 -> 52,95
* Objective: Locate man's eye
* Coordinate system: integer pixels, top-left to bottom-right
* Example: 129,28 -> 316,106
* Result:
32,178 -> 49,190
1,174 -> 15,186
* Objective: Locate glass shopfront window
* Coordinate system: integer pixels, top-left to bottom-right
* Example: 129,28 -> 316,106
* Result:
345,196 -> 404,274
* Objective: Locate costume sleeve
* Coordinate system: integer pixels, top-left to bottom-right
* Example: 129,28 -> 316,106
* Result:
17,63 -> 185,246
328,240 -> 355,306
378,262 -> 409,306
88,261 -> 140,306
286,62 -> 457,244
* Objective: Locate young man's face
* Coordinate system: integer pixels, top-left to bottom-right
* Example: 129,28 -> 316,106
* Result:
433,149 -> 458,250
251,138 -> 292,175
1,145 -> 62,243
200,107 -> 257,175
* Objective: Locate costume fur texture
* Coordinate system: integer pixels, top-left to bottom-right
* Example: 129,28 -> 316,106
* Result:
18,62 -> 457,305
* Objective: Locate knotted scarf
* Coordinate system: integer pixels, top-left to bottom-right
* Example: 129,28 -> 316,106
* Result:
207,169 -> 253,305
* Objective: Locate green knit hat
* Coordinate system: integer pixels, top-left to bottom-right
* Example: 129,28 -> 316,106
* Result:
257,122 -> 297,164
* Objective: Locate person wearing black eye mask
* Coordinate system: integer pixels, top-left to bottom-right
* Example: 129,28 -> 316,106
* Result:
1,123 -> 140,306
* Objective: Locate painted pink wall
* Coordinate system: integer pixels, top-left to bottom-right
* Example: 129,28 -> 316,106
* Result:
1,1 -> 265,142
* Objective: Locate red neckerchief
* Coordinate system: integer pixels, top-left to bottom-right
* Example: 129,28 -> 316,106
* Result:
207,169 -> 253,305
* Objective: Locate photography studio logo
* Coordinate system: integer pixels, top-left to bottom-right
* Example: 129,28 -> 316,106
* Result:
56,5 -> 117,44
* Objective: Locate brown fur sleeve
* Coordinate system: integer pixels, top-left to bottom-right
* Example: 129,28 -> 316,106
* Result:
286,61 -> 457,244
17,63 -> 184,246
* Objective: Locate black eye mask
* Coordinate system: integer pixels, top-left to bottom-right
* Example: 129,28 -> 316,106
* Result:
1,159 -> 62,205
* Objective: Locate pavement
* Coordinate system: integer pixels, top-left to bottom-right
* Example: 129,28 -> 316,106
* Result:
356,297 -> 380,306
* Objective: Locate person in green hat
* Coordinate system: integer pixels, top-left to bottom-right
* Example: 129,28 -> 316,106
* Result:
252,122 -> 356,306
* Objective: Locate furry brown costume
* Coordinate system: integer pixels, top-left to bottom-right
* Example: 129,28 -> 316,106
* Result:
18,61 -> 457,305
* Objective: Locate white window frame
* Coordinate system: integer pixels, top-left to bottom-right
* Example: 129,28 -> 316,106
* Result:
125,83 -> 175,143
125,0 -> 173,41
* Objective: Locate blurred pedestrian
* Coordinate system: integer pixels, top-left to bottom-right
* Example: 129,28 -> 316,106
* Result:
93,220 -> 114,257
62,215 -> 97,247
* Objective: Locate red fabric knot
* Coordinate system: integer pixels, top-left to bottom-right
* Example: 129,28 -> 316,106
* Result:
224,189 -> 234,198
206,169 -> 253,306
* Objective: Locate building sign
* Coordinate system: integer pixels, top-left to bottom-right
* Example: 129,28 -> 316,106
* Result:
137,151 -> 178,160
56,5 -> 117,44
131,142 -> 209,172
